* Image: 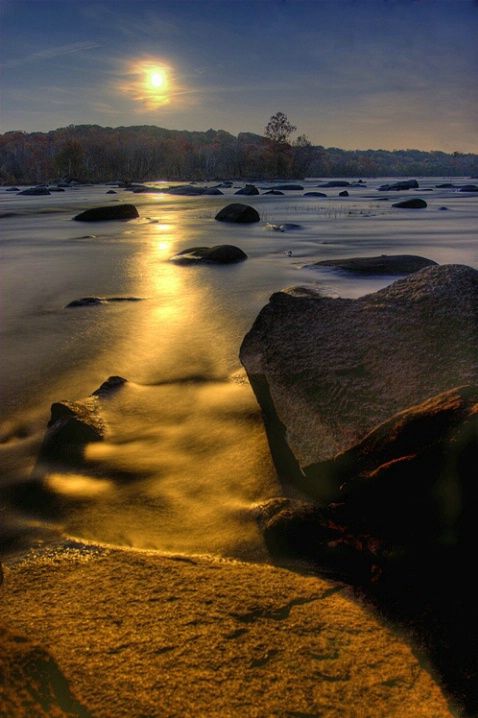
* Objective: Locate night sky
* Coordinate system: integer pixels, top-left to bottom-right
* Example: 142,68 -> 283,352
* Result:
1,0 -> 477,151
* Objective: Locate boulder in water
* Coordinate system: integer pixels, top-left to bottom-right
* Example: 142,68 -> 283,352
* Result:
392,198 -> 427,209
307,254 -> 437,275
73,204 -> 139,221
170,245 -> 248,264
215,203 -> 260,223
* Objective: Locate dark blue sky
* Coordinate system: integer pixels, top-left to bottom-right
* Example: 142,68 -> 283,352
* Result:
1,0 -> 477,151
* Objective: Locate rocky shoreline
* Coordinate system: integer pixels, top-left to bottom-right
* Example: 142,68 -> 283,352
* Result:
1,237 -> 477,715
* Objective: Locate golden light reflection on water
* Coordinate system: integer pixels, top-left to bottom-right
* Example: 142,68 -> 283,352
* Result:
57,380 -> 279,561
26,215 -> 280,561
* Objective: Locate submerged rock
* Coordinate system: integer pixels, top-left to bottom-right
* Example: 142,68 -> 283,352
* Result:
165,185 -> 207,195
72,204 -> 139,221
266,223 -> 303,232
263,184 -> 304,191
215,203 -> 260,223
170,245 -> 248,264
307,254 -> 437,275
17,186 -> 51,196
317,181 -> 350,188
378,179 -> 419,191
66,296 -> 143,307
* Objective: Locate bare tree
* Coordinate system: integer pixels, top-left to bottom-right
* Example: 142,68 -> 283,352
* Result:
264,112 -> 297,144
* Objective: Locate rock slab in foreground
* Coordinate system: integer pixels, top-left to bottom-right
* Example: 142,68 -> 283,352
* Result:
0,548 -> 455,718
240,264 -> 478,470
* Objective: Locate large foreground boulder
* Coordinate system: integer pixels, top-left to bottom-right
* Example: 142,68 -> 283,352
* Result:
215,203 -> 260,223
73,204 -> 139,221
240,264 -> 478,475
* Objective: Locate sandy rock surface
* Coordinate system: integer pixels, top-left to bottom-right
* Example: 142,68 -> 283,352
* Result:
0,546 -> 457,718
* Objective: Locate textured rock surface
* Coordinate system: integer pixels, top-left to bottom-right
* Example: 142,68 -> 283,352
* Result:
239,264 -> 478,471
0,547 -> 456,718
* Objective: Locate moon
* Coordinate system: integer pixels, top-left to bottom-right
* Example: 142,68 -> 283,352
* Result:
150,72 -> 164,88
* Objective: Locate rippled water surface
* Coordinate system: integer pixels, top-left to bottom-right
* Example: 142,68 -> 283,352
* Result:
1,178 -> 477,563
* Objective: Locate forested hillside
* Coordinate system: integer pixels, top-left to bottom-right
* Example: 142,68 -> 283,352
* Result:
1,123 -> 476,185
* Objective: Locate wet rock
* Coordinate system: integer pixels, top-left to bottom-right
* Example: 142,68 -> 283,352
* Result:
106,189 -> 117,194
339,190 -> 349,197
234,184 -> 260,195
392,198 -> 427,208
378,180 -> 419,191
303,191 -> 327,197
204,187 -> 223,195
170,245 -> 248,264
72,204 -> 139,221
266,223 -> 303,232
264,184 -> 304,191
215,203 -> 260,223
263,190 -> 284,195
93,375 -> 128,395
38,377 -> 128,464
307,254 -> 437,275
66,296 -> 143,307
17,186 -> 51,196
459,184 -> 478,192
43,399 -> 105,459
5,187 -> 19,191
165,185 -> 207,195
317,181 -> 350,187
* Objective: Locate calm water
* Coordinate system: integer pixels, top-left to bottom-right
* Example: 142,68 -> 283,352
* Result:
1,177 -> 477,564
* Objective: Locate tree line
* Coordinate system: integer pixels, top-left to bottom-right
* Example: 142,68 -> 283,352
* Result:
1,113 -> 476,186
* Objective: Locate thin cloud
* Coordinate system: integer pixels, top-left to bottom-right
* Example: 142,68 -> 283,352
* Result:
2,41 -> 101,69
